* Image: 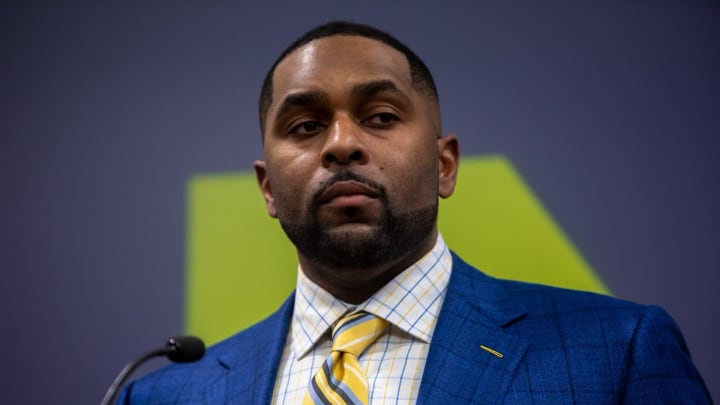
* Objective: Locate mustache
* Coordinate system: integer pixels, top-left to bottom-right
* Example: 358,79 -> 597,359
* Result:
311,170 -> 387,205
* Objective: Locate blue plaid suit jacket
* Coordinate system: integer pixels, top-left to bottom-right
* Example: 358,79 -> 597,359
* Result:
120,253 -> 711,404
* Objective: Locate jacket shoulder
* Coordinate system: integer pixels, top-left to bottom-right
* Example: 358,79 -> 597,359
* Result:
448,252 -> 711,402
450,251 -> 648,323
118,294 -> 294,404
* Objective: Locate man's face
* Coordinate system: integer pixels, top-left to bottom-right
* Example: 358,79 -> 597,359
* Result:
255,35 -> 457,288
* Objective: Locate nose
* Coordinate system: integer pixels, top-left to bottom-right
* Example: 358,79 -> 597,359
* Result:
321,118 -> 369,167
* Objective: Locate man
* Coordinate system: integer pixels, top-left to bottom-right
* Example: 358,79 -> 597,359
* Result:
120,21 -> 710,403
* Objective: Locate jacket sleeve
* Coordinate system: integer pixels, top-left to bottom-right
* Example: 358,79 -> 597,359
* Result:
115,382 -> 132,404
622,305 -> 712,403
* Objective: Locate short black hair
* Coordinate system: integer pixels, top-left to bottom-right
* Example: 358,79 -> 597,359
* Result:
258,21 -> 439,138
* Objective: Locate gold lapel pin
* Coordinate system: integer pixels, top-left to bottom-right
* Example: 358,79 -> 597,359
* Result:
480,345 -> 503,358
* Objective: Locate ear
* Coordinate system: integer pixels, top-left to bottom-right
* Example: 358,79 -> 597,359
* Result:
253,160 -> 278,218
437,134 -> 460,199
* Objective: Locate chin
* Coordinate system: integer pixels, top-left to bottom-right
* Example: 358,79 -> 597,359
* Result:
323,225 -> 388,250
314,226 -> 392,269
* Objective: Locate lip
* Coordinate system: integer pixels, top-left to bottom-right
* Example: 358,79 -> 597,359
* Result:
318,181 -> 380,206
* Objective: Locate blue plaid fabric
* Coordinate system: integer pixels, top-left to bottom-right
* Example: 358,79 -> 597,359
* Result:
120,252 -> 711,404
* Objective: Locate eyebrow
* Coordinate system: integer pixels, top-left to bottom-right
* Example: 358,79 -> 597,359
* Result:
274,91 -> 330,122
273,79 -> 411,123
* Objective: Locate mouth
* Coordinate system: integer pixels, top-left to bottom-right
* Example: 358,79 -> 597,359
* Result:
318,180 -> 381,207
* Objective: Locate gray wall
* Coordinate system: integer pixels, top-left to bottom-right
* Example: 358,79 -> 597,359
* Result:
2,1 -> 718,403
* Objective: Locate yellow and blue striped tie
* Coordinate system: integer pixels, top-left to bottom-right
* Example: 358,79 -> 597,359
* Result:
304,312 -> 388,405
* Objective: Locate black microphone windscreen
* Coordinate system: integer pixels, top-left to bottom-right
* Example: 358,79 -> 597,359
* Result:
165,336 -> 205,363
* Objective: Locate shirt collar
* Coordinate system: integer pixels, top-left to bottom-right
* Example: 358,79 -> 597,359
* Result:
290,234 -> 453,359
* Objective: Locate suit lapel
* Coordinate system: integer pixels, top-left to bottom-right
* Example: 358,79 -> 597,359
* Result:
205,293 -> 295,403
419,254 -> 529,404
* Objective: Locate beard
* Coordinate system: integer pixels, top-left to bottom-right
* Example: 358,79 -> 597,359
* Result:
277,172 -> 438,271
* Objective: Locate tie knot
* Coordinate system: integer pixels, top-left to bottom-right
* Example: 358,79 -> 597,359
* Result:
331,312 -> 388,357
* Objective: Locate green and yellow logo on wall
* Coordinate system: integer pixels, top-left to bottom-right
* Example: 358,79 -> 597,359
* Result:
185,155 -> 609,344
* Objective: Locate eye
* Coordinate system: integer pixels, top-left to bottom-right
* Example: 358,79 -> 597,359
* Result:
289,120 -> 325,136
363,112 -> 399,127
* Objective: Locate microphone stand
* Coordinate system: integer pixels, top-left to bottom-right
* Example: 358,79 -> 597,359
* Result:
100,347 -> 166,405
100,336 -> 204,405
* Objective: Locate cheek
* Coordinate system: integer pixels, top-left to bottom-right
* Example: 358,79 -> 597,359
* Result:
265,153 -> 318,213
401,172 -> 438,206
384,151 -> 439,209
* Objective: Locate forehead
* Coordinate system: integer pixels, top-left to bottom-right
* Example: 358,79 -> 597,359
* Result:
270,35 -> 414,107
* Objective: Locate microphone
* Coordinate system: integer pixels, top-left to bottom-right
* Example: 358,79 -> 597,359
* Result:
100,336 -> 205,405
